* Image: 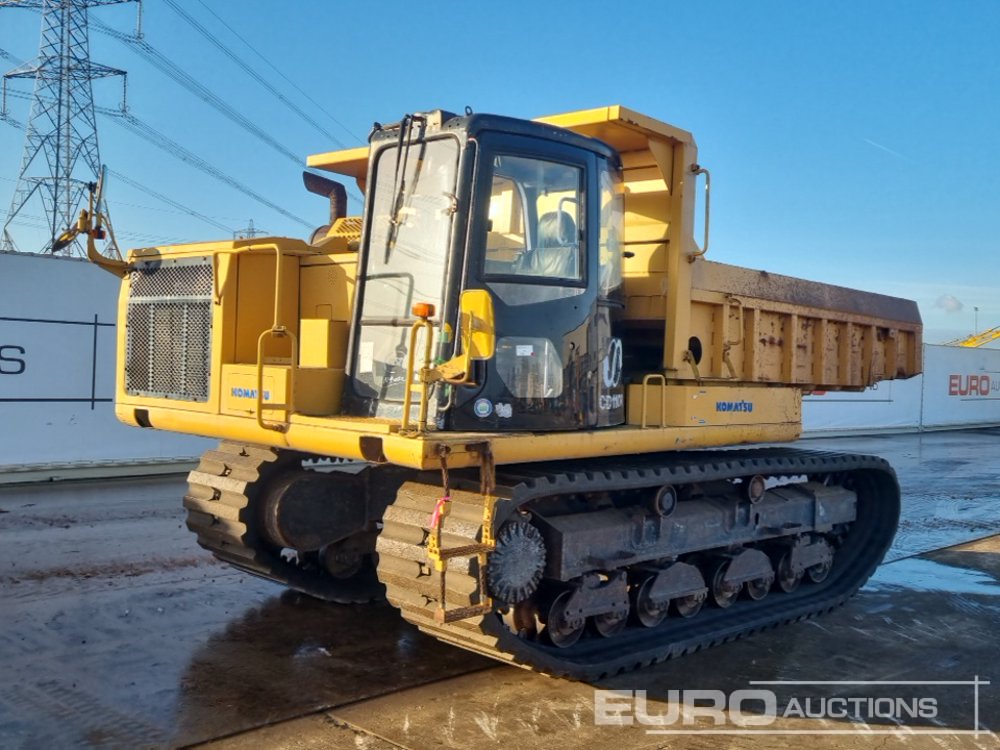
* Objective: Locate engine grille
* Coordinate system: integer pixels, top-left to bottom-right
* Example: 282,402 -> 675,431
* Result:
125,258 -> 213,402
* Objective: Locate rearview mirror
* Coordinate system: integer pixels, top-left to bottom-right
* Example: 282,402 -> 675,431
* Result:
461,289 -> 496,361
435,289 -> 495,384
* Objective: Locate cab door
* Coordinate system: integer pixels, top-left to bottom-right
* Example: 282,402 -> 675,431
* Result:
447,133 -> 623,432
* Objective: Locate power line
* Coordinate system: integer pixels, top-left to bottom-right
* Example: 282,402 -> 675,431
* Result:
109,112 -> 313,229
8,22 -> 364,212
0,110 -> 23,129
162,0 -> 347,148
108,169 -> 235,234
3,167 -> 239,241
108,196 -> 243,222
4,86 -> 312,229
90,14 -> 305,167
5,13 -> 361,233
113,197 -> 242,222
0,46 -> 25,128
181,2 -> 365,209
127,7 -> 364,210
191,0 -> 363,146
4,210 -> 189,245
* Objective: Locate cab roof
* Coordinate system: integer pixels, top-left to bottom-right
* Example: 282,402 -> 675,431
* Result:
306,105 -> 694,180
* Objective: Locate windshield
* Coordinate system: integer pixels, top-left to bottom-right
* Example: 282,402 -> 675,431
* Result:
353,136 -> 459,404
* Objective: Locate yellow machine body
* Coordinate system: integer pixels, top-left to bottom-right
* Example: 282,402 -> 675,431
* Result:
104,106 -> 925,679
113,106 -> 920,471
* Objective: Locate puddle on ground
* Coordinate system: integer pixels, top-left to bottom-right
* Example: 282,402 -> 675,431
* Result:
866,556 -> 1000,596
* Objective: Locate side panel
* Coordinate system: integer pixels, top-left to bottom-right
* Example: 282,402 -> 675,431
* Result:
116,240 -> 354,429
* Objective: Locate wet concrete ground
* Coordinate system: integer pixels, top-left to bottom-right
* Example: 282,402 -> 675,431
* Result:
0,429 -> 998,749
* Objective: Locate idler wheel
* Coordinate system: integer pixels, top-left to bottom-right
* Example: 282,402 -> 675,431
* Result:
632,574 -> 668,628
710,559 -> 741,608
259,469 -> 366,553
486,520 -> 546,605
544,590 -> 584,648
776,551 -> 802,593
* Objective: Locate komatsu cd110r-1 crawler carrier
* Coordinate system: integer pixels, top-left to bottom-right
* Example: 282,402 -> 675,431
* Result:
87,106 -> 922,679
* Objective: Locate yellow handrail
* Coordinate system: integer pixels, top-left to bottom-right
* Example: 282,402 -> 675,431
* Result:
255,328 -> 297,433
249,243 -> 297,432
401,318 -> 435,433
687,163 -> 711,262
640,373 -> 668,428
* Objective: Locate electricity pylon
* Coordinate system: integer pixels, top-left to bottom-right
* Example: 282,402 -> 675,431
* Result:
234,218 -> 266,240
1,0 -> 137,256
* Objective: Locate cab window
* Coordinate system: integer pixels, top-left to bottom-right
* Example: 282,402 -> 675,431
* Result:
483,155 -> 583,282
598,160 -> 624,295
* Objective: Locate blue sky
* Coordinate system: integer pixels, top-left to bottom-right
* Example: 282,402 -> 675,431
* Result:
1,0 -> 997,343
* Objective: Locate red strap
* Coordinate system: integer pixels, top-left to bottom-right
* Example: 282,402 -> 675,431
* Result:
429,495 -> 450,530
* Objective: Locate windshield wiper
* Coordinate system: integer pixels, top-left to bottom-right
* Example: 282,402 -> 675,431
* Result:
385,114 -> 425,263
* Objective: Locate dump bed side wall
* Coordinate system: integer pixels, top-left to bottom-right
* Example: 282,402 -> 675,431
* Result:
687,260 -> 922,389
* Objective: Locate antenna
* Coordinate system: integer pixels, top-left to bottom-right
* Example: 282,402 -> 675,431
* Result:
1,0 -> 137,256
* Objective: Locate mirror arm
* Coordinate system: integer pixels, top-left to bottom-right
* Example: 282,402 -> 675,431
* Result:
430,291 -> 496,386
86,231 -> 130,277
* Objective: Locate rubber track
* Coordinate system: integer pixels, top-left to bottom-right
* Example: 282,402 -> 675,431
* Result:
184,441 -> 384,604
376,447 -> 901,680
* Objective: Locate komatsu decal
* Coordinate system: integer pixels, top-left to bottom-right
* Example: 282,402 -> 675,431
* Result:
716,400 -> 753,413
231,387 -> 270,400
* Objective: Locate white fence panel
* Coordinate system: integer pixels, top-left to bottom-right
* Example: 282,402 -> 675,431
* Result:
804,344 -> 1000,434
0,253 -> 213,472
920,344 -> 1000,428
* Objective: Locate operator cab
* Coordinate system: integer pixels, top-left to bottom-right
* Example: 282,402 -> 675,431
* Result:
342,110 -> 625,432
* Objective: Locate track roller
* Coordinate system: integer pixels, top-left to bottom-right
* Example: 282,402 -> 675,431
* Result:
631,562 -> 707,626
709,548 -> 774,607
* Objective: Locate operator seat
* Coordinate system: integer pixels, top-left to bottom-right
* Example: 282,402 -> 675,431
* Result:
534,210 -> 578,278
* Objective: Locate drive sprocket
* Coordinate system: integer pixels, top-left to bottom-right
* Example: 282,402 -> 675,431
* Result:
486,520 -> 546,604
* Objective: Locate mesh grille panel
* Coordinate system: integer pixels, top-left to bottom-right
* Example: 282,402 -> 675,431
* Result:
330,216 -> 363,241
129,261 -> 213,299
125,259 -> 213,401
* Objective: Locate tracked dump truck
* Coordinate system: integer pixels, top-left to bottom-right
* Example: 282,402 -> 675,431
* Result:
88,107 -> 922,679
